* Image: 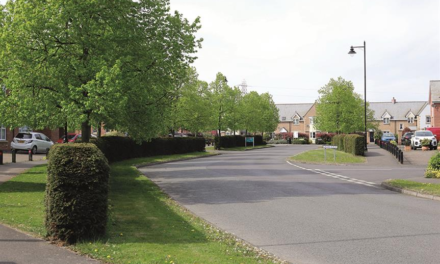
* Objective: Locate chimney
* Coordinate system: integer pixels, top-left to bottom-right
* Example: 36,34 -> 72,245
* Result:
391,97 -> 397,104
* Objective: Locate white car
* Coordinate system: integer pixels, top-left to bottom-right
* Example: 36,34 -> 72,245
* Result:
11,132 -> 54,154
410,130 -> 437,150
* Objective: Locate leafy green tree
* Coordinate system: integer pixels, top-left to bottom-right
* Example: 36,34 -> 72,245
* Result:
257,92 -> 279,135
0,0 -> 201,142
239,91 -> 278,135
315,77 -> 374,134
169,68 -> 212,136
223,86 -> 242,135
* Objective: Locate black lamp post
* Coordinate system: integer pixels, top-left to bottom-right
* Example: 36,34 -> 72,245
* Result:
348,41 -> 367,151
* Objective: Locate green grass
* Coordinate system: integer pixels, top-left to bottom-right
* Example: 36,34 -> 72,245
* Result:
0,152 -> 282,264
385,180 -> 440,196
290,149 -> 366,164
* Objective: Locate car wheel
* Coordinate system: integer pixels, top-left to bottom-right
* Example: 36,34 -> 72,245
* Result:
32,146 -> 37,154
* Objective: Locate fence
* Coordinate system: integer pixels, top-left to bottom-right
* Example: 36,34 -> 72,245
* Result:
375,139 -> 403,164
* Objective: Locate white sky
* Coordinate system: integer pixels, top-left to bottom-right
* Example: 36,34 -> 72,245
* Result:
2,0 -> 439,104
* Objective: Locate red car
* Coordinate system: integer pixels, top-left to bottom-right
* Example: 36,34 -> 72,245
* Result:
57,133 -> 81,143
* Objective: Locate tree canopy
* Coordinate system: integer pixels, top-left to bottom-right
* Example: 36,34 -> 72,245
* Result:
0,0 -> 201,142
315,77 -> 374,134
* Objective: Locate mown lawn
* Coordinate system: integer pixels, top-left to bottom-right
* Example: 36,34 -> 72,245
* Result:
385,179 -> 440,196
0,152 -> 283,264
290,149 -> 366,164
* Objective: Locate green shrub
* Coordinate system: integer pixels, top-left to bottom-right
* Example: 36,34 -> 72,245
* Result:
426,152 -> 440,179
89,137 -> 205,163
390,140 -> 397,146
331,134 -> 364,156
267,139 -> 288,144
421,138 -> 431,146
215,135 -> 265,149
45,144 -> 110,244
292,138 -> 309,144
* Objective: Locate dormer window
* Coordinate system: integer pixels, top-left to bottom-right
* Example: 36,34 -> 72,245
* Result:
384,118 -> 390,124
293,118 -> 299,125
282,116 -> 286,121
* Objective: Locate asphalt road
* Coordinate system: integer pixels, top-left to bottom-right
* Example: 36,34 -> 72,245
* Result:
139,145 -> 440,264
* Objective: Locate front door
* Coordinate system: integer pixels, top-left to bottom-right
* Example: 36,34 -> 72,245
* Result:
369,132 -> 374,142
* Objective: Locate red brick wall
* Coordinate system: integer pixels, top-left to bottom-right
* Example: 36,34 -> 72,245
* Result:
432,104 -> 440,127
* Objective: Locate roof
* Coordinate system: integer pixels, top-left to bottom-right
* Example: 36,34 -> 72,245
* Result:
430,80 -> 440,103
276,103 -> 314,121
369,101 -> 428,120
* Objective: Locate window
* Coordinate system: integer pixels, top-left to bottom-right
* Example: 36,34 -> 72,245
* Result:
383,130 -> 390,134
408,117 -> 414,123
309,117 -> 315,124
19,126 -> 31,133
426,116 -> 431,124
399,124 -> 403,130
383,118 -> 390,124
293,118 -> 299,125
310,132 -> 316,139
0,124 -> 5,141
282,116 -> 286,121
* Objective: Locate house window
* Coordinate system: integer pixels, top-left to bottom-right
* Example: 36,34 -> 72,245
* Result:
310,132 -> 316,139
399,124 -> 403,130
383,130 -> 390,134
293,118 -> 299,125
383,118 -> 390,124
408,117 -> 414,123
282,116 -> 286,121
309,117 -> 315,124
0,124 -> 5,141
19,126 -> 31,133
426,116 -> 431,124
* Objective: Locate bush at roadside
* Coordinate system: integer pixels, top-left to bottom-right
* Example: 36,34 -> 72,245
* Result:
426,152 -> 440,178
45,144 -> 110,244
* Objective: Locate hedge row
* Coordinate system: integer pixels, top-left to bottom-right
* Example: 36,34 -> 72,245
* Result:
90,136 -> 206,163
45,144 -> 110,244
331,134 -> 365,156
215,135 -> 265,148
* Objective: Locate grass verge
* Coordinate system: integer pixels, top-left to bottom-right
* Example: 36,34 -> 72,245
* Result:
384,180 -> 440,196
290,149 -> 366,164
0,152 -> 283,264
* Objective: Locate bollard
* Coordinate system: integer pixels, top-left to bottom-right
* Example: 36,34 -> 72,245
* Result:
28,149 -> 33,161
12,149 -> 16,163
400,151 -> 404,164
0,150 -> 3,165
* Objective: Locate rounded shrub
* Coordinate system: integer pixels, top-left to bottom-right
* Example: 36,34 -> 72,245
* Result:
45,143 -> 110,244
426,152 -> 440,178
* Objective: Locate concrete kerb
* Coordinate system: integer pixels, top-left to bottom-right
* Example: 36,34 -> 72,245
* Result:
381,181 -> 440,202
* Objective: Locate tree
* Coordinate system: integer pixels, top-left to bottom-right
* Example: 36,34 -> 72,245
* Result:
257,93 -> 279,135
315,77 -> 374,134
0,0 -> 201,142
239,91 -> 278,135
169,68 -> 212,136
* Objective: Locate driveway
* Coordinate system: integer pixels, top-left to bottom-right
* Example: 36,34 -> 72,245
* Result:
139,145 -> 440,264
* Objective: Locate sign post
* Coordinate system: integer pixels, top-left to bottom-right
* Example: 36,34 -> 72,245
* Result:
245,137 -> 254,148
323,145 -> 337,161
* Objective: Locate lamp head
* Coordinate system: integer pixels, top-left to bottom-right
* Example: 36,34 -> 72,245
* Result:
348,46 -> 356,57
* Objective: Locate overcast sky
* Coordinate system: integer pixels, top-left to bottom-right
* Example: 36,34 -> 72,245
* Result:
1,0 -> 439,104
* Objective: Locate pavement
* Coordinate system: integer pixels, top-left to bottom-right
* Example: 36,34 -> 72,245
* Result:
0,144 -> 437,264
0,157 -> 100,264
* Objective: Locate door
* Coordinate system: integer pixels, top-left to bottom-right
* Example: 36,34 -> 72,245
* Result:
369,132 -> 374,143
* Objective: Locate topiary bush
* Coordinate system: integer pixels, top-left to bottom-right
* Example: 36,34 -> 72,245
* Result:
45,144 -> 110,244
426,153 -> 440,178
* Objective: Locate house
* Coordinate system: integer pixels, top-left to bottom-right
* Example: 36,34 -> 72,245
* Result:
369,98 -> 428,143
429,80 -> 440,127
275,103 -> 318,141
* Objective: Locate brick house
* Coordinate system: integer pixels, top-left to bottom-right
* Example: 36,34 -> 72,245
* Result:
275,103 -> 318,141
429,80 -> 440,127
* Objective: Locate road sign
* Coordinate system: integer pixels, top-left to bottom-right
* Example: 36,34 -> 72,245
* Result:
323,145 -> 337,149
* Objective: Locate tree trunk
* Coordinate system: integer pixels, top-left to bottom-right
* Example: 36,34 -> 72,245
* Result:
64,122 -> 68,143
81,121 -> 91,143
97,122 -> 102,138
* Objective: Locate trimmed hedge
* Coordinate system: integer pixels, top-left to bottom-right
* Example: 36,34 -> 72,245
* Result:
89,136 -> 205,163
215,135 -> 265,149
426,153 -> 440,178
331,134 -> 365,156
45,144 -> 110,244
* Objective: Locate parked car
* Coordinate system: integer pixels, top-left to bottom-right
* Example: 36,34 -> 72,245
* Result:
57,133 -> 81,143
410,130 -> 438,150
381,132 -> 396,142
11,132 -> 54,154
401,132 -> 414,145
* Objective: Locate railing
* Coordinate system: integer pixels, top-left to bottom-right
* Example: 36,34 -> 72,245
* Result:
375,139 -> 403,164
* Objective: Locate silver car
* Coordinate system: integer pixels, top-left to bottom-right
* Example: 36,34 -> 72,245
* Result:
11,132 -> 54,154
410,130 -> 437,150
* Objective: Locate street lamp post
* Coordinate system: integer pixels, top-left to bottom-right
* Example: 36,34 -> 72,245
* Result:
348,41 -> 367,151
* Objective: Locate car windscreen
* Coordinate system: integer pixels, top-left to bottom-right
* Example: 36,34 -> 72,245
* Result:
15,133 -> 32,139
415,131 -> 433,137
